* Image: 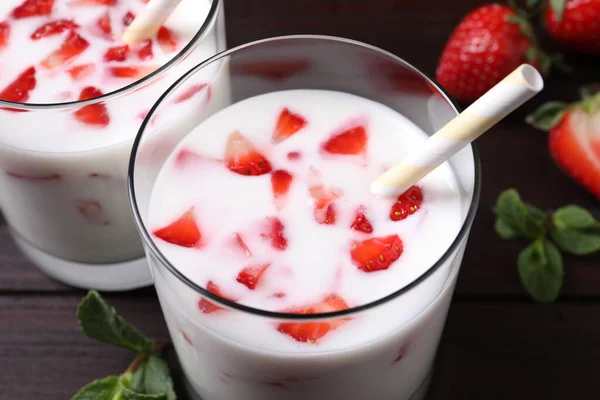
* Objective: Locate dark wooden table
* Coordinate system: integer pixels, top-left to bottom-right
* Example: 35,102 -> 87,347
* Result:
2,0 -> 599,399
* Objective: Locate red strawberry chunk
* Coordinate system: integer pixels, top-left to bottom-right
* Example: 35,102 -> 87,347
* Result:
31,20 -> 80,40
0,21 -> 11,48
174,83 -> 210,103
75,199 -> 109,225
272,108 -> 307,143
322,125 -> 368,155
0,67 -> 36,103
69,0 -> 116,5
157,26 -> 178,53
41,31 -> 89,69
107,65 -> 158,79
350,235 -> 403,272
233,233 -> 252,257
271,170 -> 293,210
277,294 -> 350,343
260,217 -> 288,250
153,208 -> 201,248
234,60 -> 310,81
104,45 -> 129,62
96,10 -> 112,36
237,263 -> 270,290
351,207 -> 373,233
198,281 -> 236,314
74,87 -> 109,127
67,63 -> 95,81
123,11 -> 135,26
225,131 -> 272,176
309,184 -> 340,225
137,39 -> 153,60
12,0 -> 54,19
6,171 -> 61,181
287,151 -> 301,161
390,186 -> 423,221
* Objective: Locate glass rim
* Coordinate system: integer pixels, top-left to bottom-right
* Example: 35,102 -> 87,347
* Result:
128,34 -> 482,321
0,0 -> 222,111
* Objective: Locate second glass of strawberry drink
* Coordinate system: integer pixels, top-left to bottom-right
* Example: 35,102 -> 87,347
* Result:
0,0 -> 228,290
129,36 -> 481,400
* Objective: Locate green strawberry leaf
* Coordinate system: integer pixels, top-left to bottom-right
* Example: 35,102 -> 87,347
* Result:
518,238 -> 563,303
131,356 -> 176,400
72,376 -> 121,400
549,0 -> 566,21
77,291 -> 155,353
550,205 -> 600,255
494,189 -> 546,240
525,101 -> 568,131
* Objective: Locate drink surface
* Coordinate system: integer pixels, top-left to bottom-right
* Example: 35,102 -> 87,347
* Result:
0,0 -> 210,152
148,89 -> 463,345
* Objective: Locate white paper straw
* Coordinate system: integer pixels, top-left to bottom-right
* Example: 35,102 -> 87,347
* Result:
121,0 -> 183,46
370,64 -> 544,198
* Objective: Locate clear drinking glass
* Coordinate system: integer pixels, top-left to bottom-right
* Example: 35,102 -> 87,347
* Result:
129,36 -> 480,400
0,0 -> 226,290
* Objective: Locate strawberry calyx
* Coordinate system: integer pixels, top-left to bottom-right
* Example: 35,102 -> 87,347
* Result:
504,11 -> 554,75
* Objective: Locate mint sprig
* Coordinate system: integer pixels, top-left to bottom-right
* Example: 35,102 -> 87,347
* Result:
72,291 -> 176,400
493,189 -> 600,302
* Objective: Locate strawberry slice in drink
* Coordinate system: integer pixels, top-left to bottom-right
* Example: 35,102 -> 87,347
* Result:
198,281 -> 236,314
277,294 -> 350,343
31,20 -> 80,40
153,208 -> 202,248
0,67 -> 36,105
67,64 -> 95,81
225,131 -> 272,176
271,170 -> 293,211
322,125 -> 368,155
390,186 -> 423,222
122,11 -> 135,26
260,217 -> 288,251
0,21 -> 11,49
68,0 -> 117,5
157,26 -> 178,53
236,263 -> 270,290
107,65 -> 158,79
41,31 -> 89,69
174,83 -> 211,104
74,199 -> 109,225
233,59 -> 310,81
272,108 -> 307,143
232,233 -> 252,257
309,183 -> 340,225
12,0 -> 55,19
137,39 -> 153,60
351,206 -> 373,233
74,87 -> 109,127
96,10 -> 112,37
104,45 -> 129,62
350,235 -> 403,272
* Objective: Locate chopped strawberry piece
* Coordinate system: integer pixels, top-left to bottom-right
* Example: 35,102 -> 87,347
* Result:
225,131 -> 272,176
11,0 -> 54,19
271,170 -> 293,211
96,10 -> 112,36
0,67 -> 36,103
0,21 -> 11,49
351,207 -> 373,233
237,263 -> 270,290
107,65 -> 157,79
68,0 -> 116,6
393,343 -> 410,364
309,183 -> 340,225
271,292 -> 286,299
277,294 -> 350,343
390,186 -> 423,221
174,83 -> 210,104
89,172 -> 110,179
260,217 -> 287,250
350,235 -> 403,273
67,63 -> 95,81
40,31 -> 89,69
233,233 -> 252,257
6,171 -> 61,181
74,87 -> 109,127
137,39 -> 153,60
287,151 -> 301,161
31,20 -> 80,40
157,26 -> 178,53
322,125 -> 368,155
272,108 -> 307,143
174,148 -> 203,167
122,11 -> 135,26
234,60 -> 310,81
181,330 -> 193,346
104,45 -> 129,62
75,199 -> 109,225
153,208 -> 201,248
198,281 -> 236,314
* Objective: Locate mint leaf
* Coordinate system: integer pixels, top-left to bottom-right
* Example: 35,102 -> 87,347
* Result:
550,205 -> 600,255
120,386 -> 168,400
494,189 -> 545,239
132,356 -> 176,400
495,218 -> 520,240
72,376 -> 121,400
77,291 -> 155,353
518,239 -> 563,303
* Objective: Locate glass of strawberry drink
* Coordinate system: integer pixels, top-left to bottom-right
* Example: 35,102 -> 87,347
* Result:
0,0 -> 227,290
129,36 -> 480,400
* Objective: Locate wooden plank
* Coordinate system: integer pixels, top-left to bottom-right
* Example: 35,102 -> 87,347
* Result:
1,295 -> 598,399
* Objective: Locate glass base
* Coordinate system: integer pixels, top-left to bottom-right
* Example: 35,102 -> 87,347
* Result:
13,234 -> 153,291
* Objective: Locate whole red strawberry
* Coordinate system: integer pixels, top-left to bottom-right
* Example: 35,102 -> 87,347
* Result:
436,3 -> 546,103
544,0 -> 600,54
526,88 -> 600,198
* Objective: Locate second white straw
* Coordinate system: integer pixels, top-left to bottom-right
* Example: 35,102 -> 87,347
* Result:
121,0 -> 183,46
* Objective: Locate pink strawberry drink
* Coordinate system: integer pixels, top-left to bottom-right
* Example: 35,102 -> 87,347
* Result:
147,89 -> 467,400
0,0 -> 227,289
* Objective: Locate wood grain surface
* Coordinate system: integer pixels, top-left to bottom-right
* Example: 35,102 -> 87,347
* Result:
1,0 -> 599,398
